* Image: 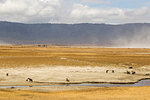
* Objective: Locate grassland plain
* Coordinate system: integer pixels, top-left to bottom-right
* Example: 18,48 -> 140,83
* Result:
0,45 -> 150,67
0,86 -> 150,100
0,45 -> 150,100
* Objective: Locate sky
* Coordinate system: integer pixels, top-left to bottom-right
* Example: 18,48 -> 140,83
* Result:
0,0 -> 150,24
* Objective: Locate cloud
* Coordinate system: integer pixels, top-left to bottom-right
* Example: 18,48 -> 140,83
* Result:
70,5 -> 150,24
81,0 -> 110,4
0,0 -> 149,24
70,4 -> 125,23
0,0 -> 61,22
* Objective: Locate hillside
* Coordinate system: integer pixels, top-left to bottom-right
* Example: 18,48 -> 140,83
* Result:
0,21 -> 150,47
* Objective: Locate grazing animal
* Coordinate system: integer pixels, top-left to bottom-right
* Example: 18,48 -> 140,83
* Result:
112,70 -> 114,73
6,73 -> 9,76
66,78 -> 70,82
26,78 -> 33,82
131,71 -> 136,74
146,73 -> 150,75
129,67 -> 133,69
126,71 -> 130,74
10,87 -> 15,89
106,70 -> 109,73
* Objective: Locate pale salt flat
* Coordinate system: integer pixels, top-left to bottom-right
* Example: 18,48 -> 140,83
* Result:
0,66 -> 150,86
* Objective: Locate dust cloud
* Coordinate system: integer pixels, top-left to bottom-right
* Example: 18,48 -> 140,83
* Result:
113,26 -> 150,48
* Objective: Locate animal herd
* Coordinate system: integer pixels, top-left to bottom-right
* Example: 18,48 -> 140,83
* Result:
106,70 -> 115,73
5,66 -> 138,85
105,66 -> 137,75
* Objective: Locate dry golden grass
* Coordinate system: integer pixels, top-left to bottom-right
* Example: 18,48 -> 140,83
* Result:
0,45 -> 150,100
0,86 -> 150,100
0,45 -> 150,67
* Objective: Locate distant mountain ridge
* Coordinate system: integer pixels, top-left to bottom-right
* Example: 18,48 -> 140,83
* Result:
0,21 -> 150,47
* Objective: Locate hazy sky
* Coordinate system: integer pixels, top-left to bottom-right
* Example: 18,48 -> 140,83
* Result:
0,0 -> 150,24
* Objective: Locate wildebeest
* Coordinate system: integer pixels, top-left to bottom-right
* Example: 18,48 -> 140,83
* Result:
131,71 -> 136,74
112,70 -> 115,73
126,71 -> 130,74
129,66 -> 133,69
10,87 -> 15,89
66,78 -> 70,82
106,70 -> 109,73
145,73 -> 150,75
106,70 -> 114,73
126,71 -> 136,75
26,78 -> 33,82
6,73 -> 9,76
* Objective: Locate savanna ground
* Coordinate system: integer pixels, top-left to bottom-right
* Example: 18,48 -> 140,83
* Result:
0,45 -> 150,100
0,45 -> 150,67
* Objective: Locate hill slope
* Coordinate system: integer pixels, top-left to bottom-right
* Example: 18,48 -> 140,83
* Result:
0,21 -> 150,47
